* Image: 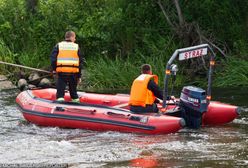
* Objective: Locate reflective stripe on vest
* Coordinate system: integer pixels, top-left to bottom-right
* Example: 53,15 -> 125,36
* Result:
56,41 -> 79,73
129,74 -> 158,107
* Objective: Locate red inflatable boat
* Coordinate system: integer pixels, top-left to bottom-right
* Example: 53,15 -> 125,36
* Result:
19,88 -> 239,127
16,89 -> 185,134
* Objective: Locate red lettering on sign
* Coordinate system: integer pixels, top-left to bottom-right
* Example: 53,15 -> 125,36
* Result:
196,50 -> 200,56
192,51 -> 196,57
184,52 -> 188,59
179,48 -> 207,61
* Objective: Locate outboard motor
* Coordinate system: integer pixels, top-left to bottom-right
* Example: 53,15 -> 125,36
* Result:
179,86 -> 208,128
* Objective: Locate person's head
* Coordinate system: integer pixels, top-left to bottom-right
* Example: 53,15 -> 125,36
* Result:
65,31 -> 76,42
141,64 -> 152,74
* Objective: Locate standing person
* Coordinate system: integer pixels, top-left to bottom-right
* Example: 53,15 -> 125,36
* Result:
50,31 -> 83,102
129,64 -> 164,113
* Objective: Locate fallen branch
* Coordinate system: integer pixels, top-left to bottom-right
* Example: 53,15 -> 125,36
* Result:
201,36 -> 227,58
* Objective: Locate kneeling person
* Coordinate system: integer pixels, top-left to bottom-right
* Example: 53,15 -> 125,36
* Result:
129,64 -> 163,113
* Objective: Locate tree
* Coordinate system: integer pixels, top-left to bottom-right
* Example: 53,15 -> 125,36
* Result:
157,0 -> 229,74
158,0 -> 227,54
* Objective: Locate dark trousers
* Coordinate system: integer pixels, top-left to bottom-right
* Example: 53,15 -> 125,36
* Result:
56,74 -> 79,99
130,104 -> 159,113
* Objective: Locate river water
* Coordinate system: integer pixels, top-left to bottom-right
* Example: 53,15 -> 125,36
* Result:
0,88 -> 247,167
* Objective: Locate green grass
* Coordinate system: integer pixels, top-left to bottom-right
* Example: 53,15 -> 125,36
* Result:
0,39 -> 16,62
82,51 -> 187,90
214,58 -> 248,87
17,51 -> 49,69
0,39 -> 17,73
83,55 -> 140,89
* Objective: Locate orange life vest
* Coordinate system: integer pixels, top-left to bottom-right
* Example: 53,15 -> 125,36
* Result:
129,74 -> 158,107
56,41 -> 79,73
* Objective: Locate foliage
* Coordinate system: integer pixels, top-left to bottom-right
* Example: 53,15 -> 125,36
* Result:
0,0 -> 247,89
84,37 -> 185,89
0,39 -> 17,72
182,0 -> 248,55
214,58 -> 248,87
0,39 -> 15,62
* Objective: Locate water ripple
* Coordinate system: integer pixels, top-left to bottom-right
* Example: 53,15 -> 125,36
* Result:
0,89 -> 247,167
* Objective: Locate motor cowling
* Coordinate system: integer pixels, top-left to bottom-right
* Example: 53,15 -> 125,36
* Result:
179,86 -> 208,128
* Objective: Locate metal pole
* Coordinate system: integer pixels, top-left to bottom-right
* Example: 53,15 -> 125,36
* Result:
206,46 -> 216,103
162,44 -> 211,109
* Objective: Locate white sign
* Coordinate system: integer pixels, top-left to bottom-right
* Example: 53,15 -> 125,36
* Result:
179,48 -> 208,61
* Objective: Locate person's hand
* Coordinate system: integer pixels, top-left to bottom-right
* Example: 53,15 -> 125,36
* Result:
77,78 -> 82,84
170,95 -> 175,100
52,71 -> 57,79
158,99 -> 163,104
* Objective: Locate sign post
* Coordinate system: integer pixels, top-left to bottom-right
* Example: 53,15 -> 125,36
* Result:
161,44 -> 216,111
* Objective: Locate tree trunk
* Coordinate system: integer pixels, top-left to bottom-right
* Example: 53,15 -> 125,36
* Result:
173,0 -> 184,27
26,0 -> 39,14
